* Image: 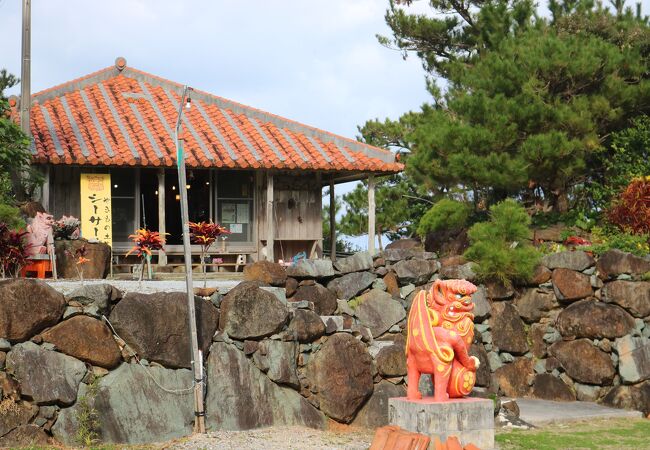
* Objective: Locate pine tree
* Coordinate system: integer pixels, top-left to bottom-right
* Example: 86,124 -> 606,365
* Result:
373,1 -> 650,213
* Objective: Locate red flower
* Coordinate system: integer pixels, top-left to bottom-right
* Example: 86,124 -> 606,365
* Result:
126,229 -> 166,257
188,221 -> 229,250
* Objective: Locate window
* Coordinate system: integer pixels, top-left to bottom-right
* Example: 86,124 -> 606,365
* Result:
216,171 -> 254,243
110,169 -> 136,242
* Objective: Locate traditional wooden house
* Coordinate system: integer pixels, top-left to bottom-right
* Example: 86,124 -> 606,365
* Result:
19,58 -> 402,266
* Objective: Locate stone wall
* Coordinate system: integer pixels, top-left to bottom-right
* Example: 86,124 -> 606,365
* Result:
0,246 -> 648,445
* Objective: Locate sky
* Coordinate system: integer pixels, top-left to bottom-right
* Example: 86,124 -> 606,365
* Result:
0,0 -> 433,250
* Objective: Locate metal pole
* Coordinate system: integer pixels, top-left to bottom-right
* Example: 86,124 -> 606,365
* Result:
329,179 -> 336,261
20,0 -> 31,135
367,174 -> 376,255
174,86 -> 206,433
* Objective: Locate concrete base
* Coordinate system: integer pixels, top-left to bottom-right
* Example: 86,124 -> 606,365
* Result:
389,397 -> 494,449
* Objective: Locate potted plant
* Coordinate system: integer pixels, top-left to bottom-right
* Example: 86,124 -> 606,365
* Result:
52,215 -> 81,240
0,223 -> 29,278
188,221 -> 229,295
126,229 -> 166,281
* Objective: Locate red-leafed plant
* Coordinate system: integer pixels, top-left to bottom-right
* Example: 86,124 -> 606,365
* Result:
65,245 -> 91,283
127,229 -> 166,281
608,176 -> 650,236
189,221 -> 229,287
0,223 -> 30,278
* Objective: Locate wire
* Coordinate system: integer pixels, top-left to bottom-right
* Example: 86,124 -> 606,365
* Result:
102,314 -> 194,395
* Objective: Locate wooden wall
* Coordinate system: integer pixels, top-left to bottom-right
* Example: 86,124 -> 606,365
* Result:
49,166 -> 81,219
257,172 -> 323,259
258,172 -> 322,241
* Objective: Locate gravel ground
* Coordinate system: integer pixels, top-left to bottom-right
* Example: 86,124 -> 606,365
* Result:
163,426 -> 374,450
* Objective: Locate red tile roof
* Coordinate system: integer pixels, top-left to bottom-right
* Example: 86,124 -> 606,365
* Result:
28,63 -> 402,174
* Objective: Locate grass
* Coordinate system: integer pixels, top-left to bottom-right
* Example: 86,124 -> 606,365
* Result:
496,418 -> 650,450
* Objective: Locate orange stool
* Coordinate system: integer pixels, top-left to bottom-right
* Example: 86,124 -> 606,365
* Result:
20,259 -> 52,279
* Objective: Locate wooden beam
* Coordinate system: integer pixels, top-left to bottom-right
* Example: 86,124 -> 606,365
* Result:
266,172 -> 274,262
157,169 -> 166,266
368,174 -> 376,255
329,179 -> 336,261
42,165 -> 50,212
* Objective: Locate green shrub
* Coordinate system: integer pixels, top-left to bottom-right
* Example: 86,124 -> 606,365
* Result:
584,226 -> 650,257
75,376 -> 100,446
417,199 -> 471,237
464,199 -> 541,285
0,204 -> 24,230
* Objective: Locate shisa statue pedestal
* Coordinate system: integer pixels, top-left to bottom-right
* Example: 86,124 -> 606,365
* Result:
388,396 -> 494,449
389,279 -> 494,449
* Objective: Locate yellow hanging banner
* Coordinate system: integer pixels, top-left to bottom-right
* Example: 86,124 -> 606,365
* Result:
80,173 -> 112,247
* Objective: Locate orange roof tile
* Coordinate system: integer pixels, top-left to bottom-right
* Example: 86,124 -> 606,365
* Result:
28,62 -> 403,174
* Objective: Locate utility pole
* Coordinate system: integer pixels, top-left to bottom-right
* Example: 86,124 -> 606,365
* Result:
20,0 -> 31,135
174,86 -> 206,433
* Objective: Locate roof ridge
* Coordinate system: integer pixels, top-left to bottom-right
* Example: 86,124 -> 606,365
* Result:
32,65 -> 118,100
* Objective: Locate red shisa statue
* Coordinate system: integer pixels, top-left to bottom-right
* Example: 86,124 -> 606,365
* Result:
406,279 -> 480,402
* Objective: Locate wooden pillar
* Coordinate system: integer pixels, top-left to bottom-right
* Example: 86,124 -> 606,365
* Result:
368,174 -> 376,255
329,179 -> 336,261
266,172 -> 274,262
157,169 -> 167,266
42,165 -> 50,212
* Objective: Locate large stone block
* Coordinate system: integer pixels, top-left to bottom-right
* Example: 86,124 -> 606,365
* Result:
552,268 -> 593,301
53,363 -> 194,444
490,302 -> 528,354
326,272 -> 377,301
286,259 -> 336,279
110,291 -> 218,368
206,342 -> 326,430
616,335 -> 650,384
0,279 -> 65,342
6,342 -> 86,406
292,283 -> 337,315
542,251 -> 595,271
515,288 -> 558,323
550,339 -> 615,385
596,249 -> 650,279
601,281 -> 650,318
306,333 -> 373,423
55,239 -> 111,279
243,261 -> 287,286
333,251 -> 373,274
353,381 -> 406,429
353,289 -> 406,338
393,259 -> 440,285
557,300 -> 635,340
388,397 -> 494,449
42,315 -> 121,369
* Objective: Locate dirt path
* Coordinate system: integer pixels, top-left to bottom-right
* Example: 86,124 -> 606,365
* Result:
163,426 -> 375,450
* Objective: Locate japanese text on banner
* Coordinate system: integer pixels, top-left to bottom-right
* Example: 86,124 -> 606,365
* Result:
80,173 -> 112,247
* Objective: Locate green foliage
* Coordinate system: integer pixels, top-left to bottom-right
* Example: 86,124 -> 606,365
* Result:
586,115 -> 650,210
496,418 -> 650,450
322,191 -> 360,254
0,69 -> 41,202
641,271 -> 650,281
338,174 -> 430,250
369,3 -> 650,214
417,199 -> 471,237
0,204 -> 24,230
75,377 -> 101,447
379,0 -> 537,78
464,200 -> 541,284
583,226 -> 650,256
